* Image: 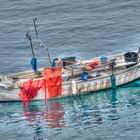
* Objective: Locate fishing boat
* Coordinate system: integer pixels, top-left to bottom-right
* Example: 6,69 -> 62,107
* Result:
0,48 -> 140,102
1,18 -> 140,103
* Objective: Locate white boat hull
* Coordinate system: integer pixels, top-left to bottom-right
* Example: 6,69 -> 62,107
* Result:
0,52 -> 140,101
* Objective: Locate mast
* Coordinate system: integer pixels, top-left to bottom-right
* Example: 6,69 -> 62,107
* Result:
26,26 -> 37,73
26,31 -> 35,58
33,18 -> 38,39
33,18 -> 52,67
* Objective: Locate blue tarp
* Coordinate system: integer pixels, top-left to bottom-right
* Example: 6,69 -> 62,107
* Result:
30,57 -> 37,71
80,71 -> 89,80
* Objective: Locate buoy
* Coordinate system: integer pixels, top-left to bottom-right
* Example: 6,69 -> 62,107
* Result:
111,90 -> 118,104
71,79 -> 77,95
111,74 -> 116,90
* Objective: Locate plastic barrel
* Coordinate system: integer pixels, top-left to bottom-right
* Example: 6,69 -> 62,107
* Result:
124,52 -> 138,68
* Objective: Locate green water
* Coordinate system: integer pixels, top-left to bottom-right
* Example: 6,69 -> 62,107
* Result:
0,80 -> 140,140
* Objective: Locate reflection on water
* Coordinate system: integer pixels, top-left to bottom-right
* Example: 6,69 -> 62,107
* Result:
44,102 -> 65,128
16,80 -> 140,140
23,87 -> 132,131
111,90 -> 118,105
24,102 -> 65,128
24,102 -> 65,139
24,104 -> 45,140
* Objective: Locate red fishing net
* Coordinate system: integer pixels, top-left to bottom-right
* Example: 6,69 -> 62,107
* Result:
19,68 -> 62,104
19,80 -> 41,104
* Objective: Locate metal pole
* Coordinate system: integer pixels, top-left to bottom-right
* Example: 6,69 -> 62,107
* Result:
29,36 -> 35,58
46,47 -> 52,67
32,18 -> 52,67
33,17 -> 38,39
26,32 -> 35,58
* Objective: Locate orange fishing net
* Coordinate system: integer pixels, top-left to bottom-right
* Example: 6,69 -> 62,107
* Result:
43,68 -> 62,98
19,68 -> 62,104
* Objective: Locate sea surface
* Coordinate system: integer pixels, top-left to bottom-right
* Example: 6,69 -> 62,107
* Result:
0,0 -> 140,140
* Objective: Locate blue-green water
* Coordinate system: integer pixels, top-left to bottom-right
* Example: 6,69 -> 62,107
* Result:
0,0 -> 140,139
0,80 -> 140,140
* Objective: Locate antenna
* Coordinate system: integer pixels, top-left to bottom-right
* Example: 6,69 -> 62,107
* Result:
32,18 -> 52,67
33,17 -> 38,39
26,25 -> 35,58
26,24 -> 37,72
